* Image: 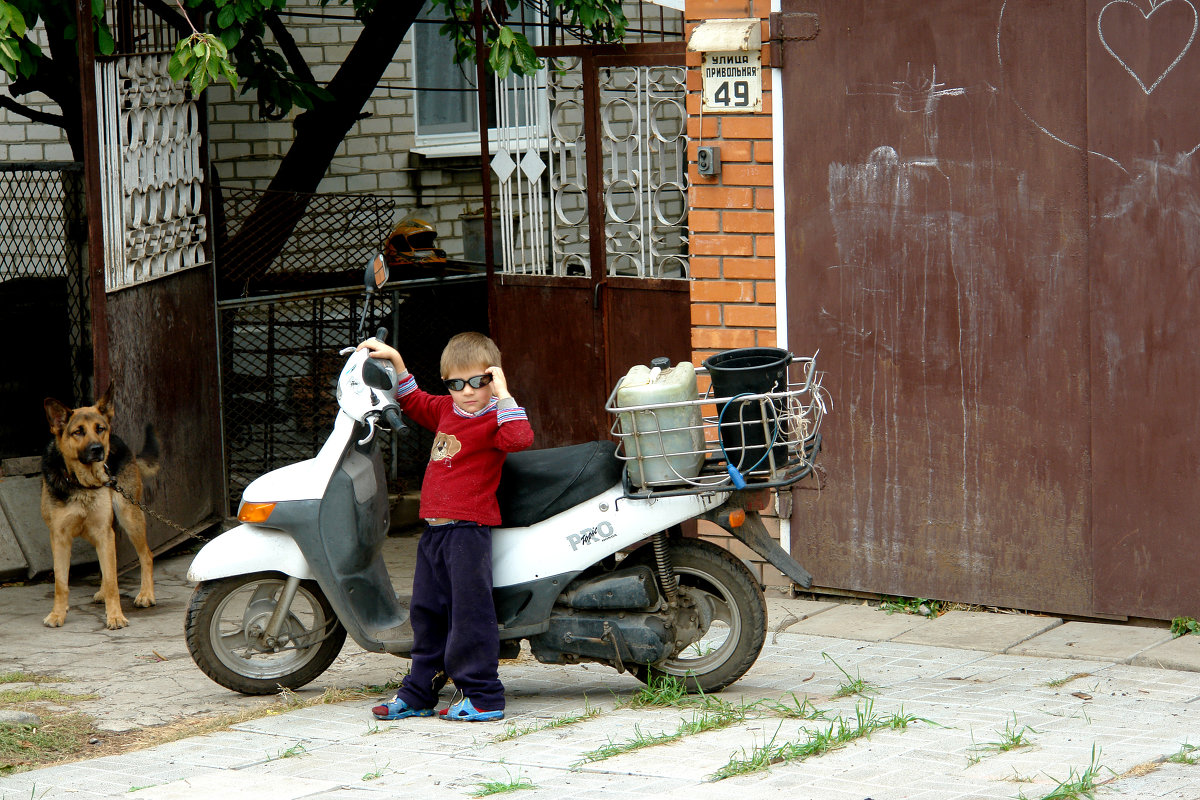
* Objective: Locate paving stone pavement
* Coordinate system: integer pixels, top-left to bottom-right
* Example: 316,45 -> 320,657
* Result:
2,534 -> 1199,799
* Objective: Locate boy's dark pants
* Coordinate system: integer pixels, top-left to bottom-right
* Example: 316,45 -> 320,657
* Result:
395,521 -> 504,711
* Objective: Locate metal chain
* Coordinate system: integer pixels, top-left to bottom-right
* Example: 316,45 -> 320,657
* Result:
104,470 -> 204,538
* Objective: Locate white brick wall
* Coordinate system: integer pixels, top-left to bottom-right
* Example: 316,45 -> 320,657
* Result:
0,28 -> 73,163
1,1 -> 682,262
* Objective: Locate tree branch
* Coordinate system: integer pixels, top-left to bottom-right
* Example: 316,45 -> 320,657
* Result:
263,11 -> 317,85
0,95 -> 66,128
136,0 -> 191,36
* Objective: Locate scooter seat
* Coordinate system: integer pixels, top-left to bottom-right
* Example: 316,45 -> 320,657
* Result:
497,440 -> 624,528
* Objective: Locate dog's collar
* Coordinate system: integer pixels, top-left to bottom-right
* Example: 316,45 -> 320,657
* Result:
66,463 -> 116,491
101,464 -> 119,489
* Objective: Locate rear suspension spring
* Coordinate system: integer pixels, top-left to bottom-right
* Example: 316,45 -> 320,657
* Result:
652,532 -> 678,603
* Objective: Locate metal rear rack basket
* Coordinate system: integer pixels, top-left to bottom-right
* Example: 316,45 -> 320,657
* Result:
605,354 -> 828,499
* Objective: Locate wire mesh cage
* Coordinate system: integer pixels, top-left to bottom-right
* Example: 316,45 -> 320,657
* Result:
217,276 -> 487,515
606,356 -> 829,498
0,163 -> 91,459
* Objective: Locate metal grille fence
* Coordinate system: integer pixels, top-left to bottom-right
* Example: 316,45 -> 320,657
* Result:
217,187 -> 398,297
217,276 -> 487,514
0,163 -> 91,458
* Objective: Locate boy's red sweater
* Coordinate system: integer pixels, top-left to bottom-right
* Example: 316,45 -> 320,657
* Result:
395,373 -> 534,525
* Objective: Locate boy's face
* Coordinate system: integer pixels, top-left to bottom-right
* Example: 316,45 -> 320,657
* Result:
443,363 -> 494,414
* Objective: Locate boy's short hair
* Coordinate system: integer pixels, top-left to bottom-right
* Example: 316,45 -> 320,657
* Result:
441,332 -> 501,376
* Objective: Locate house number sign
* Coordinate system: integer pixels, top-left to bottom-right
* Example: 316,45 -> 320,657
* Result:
701,50 -> 762,113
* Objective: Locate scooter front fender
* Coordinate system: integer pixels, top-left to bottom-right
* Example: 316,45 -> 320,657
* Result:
186,525 -> 315,583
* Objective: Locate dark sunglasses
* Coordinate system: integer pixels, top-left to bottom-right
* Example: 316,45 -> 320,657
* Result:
443,373 -> 493,392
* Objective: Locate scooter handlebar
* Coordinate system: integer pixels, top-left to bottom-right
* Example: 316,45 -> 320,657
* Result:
382,406 -> 407,433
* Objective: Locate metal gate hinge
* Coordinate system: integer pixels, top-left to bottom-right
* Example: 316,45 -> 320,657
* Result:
768,12 -> 819,68
768,12 -> 820,42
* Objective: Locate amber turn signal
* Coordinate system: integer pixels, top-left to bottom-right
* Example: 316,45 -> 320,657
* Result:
727,508 -> 746,528
238,501 -> 277,523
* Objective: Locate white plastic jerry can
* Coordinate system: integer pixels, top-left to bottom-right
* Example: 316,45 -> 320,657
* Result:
616,360 -> 706,487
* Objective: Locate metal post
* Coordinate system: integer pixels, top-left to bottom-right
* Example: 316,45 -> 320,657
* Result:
473,0 -> 498,333
75,0 -> 111,392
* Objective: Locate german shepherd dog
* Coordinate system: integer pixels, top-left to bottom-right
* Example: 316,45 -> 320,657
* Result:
41,385 -> 159,629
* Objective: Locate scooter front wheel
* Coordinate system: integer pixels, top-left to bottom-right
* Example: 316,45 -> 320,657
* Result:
185,572 -> 347,695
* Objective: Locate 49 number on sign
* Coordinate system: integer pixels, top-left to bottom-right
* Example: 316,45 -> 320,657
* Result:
713,80 -> 751,107
701,50 -> 762,113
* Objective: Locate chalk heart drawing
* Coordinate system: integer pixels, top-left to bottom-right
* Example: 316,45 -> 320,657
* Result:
998,0 -> 1200,171
1099,0 -> 1198,94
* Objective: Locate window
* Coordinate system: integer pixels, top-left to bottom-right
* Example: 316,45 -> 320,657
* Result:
412,3 -> 545,157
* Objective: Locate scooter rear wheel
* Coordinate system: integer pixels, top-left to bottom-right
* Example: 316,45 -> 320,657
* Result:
186,572 -> 347,695
630,538 -> 767,693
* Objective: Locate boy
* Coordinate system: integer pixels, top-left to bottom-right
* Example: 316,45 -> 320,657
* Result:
359,332 -> 534,722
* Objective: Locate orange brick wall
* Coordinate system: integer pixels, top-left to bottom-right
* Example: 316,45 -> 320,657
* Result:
685,2 -> 792,590
685,2 -> 778,371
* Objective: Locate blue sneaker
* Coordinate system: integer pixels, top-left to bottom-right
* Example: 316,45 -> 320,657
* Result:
372,696 -> 435,720
438,696 -> 504,722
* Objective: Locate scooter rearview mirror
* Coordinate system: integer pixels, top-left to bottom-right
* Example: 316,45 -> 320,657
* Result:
366,253 -> 388,292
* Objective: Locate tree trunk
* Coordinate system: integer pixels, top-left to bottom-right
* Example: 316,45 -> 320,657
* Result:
217,3 -> 422,296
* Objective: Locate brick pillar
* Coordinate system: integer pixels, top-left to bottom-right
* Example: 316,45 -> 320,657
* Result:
686,2 -> 777,370
685,3 -> 786,588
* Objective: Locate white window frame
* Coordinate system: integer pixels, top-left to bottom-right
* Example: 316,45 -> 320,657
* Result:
411,6 -> 548,158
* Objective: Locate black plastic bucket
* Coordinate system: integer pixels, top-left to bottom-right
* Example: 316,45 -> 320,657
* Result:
702,347 -> 791,473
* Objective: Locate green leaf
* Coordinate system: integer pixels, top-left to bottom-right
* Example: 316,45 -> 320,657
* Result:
16,47 -> 32,77
168,49 -> 188,82
220,62 -> 239,90
489,44 -> 513,80
193,40 -> 206,58
190,66 -> 209,95
96,23 -> 114,55
0,37 -> 19,61
217,5 -> 236,28
6,4 -> 26,37
219,27 -> 241,49
91,0 -> 104,19
498,26 -> 514,46
0,48 -> 15,75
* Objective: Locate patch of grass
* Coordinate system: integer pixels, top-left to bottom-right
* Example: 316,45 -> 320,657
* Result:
268,742 -> 308,761
966,713 -> 1036,766
707,699 -> 921,781
0,673 -> 68,686
470,767 -> 535,797
822,653 -> 878,698
494,699 -> 601,742
361,761 -> 389,781
880,596 -> 945,617
1170,616 -> 1199,638
620,673 -> 694,708
1019,745 -> 1112,800
1046,672 -> 1092,688
1166,743 -> 1199,765
0,677 -> 411,777
756,692 -> 827,720
575,701 -> 749,765
0,688 -> 97,704
0,714 -> 99,776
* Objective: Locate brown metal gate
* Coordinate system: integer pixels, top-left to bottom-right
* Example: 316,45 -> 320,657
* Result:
80,5 -> 225,563
492,43 -> 692,447
780,0 -> 1200,620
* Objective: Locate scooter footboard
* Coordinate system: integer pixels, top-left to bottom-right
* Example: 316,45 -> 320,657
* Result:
186,525 -> 316,582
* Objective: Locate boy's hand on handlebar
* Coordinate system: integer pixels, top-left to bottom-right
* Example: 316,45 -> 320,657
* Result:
486,366 -> 511,399
357,339 -> 406,374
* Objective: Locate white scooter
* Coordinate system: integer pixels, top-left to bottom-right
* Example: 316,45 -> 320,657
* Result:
185,256 -> 826,696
